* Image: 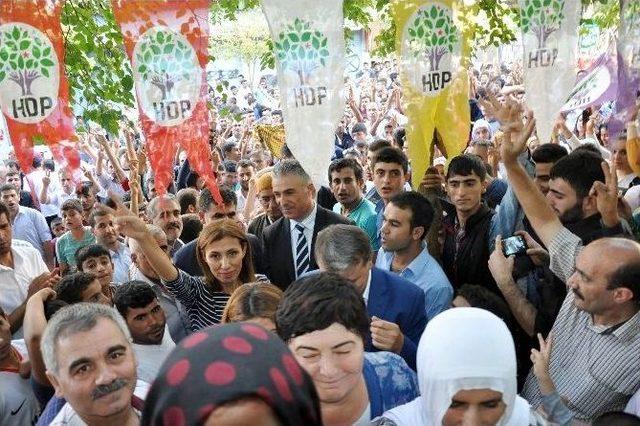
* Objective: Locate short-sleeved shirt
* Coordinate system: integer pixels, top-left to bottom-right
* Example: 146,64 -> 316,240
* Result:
0,340 -> 40,425
333,198 -> 380,250
0,243 -> 49,321
11,206 -> 52,258
55,228 -> 96,271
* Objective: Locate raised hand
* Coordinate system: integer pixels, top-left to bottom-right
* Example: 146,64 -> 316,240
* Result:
514,230 -> 549,266
100,192 -> 150,241
501,110 -> 536,165
590,161 -> 619,227
27,268 -> 60,298
531,333 -> 555,395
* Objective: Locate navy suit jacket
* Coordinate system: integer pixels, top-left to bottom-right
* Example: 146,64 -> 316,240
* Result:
366,267 -> 427,370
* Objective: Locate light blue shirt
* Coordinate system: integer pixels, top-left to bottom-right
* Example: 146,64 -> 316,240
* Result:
110,242 -> 132,284
290,203 -> 317,277
376,243 -> 453,321
11,206 -> 52,258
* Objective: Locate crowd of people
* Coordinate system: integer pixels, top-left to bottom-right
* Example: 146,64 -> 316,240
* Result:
1,58 -> 640,426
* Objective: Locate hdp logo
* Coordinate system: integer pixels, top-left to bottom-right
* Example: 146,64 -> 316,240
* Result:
403,3 -> 459,96
0,23 -> 59,124
274,18 -> 329,108
133,27 -> 200,126
521,0 -> 565,68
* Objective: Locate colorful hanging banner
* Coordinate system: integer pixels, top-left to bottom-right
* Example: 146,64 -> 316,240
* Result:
520,0 -> 580,143
262,0 -> 345,188
562,51 -> 617,113
393,0 -> 470,188
611,0 -> 640,136
0,0 -> 79,174
111,0 -> 221,202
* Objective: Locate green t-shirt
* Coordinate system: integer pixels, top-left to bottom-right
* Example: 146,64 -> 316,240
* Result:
55,227 -> 96,272
333,198 -> 380,250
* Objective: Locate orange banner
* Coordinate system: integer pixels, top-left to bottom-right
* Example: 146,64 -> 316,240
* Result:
0,0 -> 79,173
111,0 -> 221,202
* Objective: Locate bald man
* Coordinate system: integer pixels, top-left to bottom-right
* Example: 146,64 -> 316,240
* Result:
500,118 -> 640,421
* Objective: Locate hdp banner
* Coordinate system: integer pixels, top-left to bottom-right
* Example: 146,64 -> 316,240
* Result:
112,0 -> 221,202
262,0 -> 345,188
562,51 -> 617,113
520,0 -> 580,143
393,0 -> 470,188
0,0 -> 80,173
611,0 -> 640,136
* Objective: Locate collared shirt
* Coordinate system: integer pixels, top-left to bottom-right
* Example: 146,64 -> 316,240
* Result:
522,226 -> 640,420
11,206 -> 52,258
0,243 -> 49,338
110,242 -> 132,284
290,203 -> 317,273
129,266 -> 190,343
362,270 -> 372,306
333,198 -> 380,250
376,243 -> 453,321
168,238 -> 184,258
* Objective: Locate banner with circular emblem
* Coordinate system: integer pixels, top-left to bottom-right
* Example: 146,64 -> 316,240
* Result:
0,0 -> 79,174
393,0 -> 470,188
112,0 -> 221,203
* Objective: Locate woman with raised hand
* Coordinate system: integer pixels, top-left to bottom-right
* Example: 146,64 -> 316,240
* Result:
105,195 -> 267,330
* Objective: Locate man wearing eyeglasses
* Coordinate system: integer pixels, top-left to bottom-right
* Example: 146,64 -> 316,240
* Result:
172,187 -> 264,277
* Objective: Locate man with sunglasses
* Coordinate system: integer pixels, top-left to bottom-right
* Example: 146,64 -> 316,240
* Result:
172,187 -> 264,277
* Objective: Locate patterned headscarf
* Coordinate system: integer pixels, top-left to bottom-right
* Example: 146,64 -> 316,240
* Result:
141,323 -> 322,426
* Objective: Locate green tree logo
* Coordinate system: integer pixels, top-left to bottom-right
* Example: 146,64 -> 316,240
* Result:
406,4 -> 458,72
520,0 -> 565,49
273,18 -> 329,86
134,28 -> 197,101
0,24 -> 56,96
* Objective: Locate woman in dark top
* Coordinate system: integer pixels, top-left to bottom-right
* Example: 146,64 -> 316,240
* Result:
110,199 -> 267,330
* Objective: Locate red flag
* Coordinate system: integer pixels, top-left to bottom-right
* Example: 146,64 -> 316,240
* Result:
111,0 -> 221,203
0,0 -> 80,173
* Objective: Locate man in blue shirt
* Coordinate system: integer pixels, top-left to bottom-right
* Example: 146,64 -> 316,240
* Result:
376,191 -> 453,321
314,224 -> 427,370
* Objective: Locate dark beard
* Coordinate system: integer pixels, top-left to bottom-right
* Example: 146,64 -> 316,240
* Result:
559,202 -> 585,225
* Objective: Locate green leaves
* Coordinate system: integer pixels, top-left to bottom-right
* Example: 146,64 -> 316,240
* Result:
19,39 -> 30,50
40,58 -> 54,67
11,26 -> 20,41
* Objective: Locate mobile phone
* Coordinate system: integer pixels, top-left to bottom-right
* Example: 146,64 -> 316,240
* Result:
502,235 -> 528,257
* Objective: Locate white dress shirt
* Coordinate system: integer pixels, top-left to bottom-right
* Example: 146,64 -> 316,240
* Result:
289,203 -> 317,275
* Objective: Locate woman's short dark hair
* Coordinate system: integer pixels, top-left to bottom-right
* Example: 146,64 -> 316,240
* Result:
276,272 -> 370,342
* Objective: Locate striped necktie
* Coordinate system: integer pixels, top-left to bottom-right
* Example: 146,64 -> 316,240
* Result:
295,223 -> 309,277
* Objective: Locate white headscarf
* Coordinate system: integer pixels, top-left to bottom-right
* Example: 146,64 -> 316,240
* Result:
383,308 -> 530,425
472,118 -> 493,141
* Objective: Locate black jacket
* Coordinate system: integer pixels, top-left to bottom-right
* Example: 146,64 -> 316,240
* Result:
262,206 -> 352,290
442,203 -> 499,294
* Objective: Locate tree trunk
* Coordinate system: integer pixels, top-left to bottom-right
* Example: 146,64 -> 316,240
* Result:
434,47 -> 447,71
297,68 -> 305,86
24,71 -> 40,96
427,48 -> 437,72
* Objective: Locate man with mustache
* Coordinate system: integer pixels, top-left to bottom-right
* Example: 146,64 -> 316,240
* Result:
113,281 -> 175,384
328,158 -> 379,250
42,303 -> 146,425
146,195 -> 183,257
90,209 -> 132,284
500,114 -> 640,421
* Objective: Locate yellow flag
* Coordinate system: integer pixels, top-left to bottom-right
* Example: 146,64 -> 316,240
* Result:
393,0 -> 470,188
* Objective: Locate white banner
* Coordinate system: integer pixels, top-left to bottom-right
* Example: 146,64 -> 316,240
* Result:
520,0 -> 580,143
262,0 -> 345,187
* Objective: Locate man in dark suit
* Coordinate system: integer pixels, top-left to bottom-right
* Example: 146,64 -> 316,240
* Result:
263,159 -> 351,289
314,224 -> 427,370
173,188 -> 264,275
